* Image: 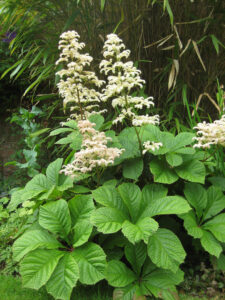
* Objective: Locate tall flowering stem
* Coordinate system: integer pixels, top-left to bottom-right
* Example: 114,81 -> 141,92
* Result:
100,34 -> 159,127
100,33 -> 160,155
56,31 -> 105,120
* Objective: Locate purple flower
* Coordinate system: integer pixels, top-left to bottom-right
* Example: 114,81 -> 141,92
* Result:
2,31 -> 16,43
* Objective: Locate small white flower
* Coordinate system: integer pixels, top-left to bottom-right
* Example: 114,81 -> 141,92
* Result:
193,115 -> 225,148
142,141 -> 163,154
61,120 -> 124,178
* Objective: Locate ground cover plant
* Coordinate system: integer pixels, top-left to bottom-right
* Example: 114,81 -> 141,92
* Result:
0,29 -> 222,300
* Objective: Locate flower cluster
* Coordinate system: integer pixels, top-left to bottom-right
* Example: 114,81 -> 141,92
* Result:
56,31 -> 105,119
61,120 -> 124,178
100,33 -> 159,126
193,115 -> 225,148
142,141 -> 163,154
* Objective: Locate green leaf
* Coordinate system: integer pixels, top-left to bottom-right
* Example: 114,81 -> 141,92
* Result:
20,249 -> 64,289
140,124 -> 161,143
122,217 -> 158,244
72,220 -> 92,247
142,196 -> 191,218
148,229 -> 186,272
216,254 -> 225,271
125,242 -> 146,274
100,0 -> 106,11
175,147 -> 195,155
204,186 -> 225,220
60,120 -> 77,129
46,158 -> 63,186
208,176 -> 225,191
70,185 -> 90,194
91,207 -> 126,234
68,195 -> 94,227
166,153 -> 183,167
122,158 -> 143,180
184,183 -> 207,219
175,159 -> 205,184
142,266 -> 183,298
92,186 -> 128,216
39,200 -> 71,238
13,229 -> 63,262
200,231 -> 222,258
25,174 -> 50,191
105,260 -> 137,287
57,175 -> 73,191
117,127 -> 140,161
56,132 -> 82,150
113,285 -> 136,300
180,211 -> 203,238
72,242 -> 106,284
172,132 -> 195,151
210,34 -> 220,54
29,128 -> 50,138
88,114 -> 104,130
8,189 -> 37,211
118,183 -> 142,222
50,128 -> 74,136
46,253 -> 79,300
150,158 -> 178,184
142,184 -> 168,207
203,213 -> 225,242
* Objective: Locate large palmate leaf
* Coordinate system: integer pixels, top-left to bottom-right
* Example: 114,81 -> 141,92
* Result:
118,183 -> 142,222
91,207 -> 126,234
20,249 -> 64,289
92,185 -> 128,216
125,242 -> 146,274
105,260 -> 137,287
68,194 -> 95,226
122,217 -> 158,244
72,220 -> 93,247
148,229 -> 186,272
39,199 -> 71,238
200,231 -> 222,258
13,229 -> 63,262
46,253 -> 79,300
150,158 -> 178,184
203,213 -> 225,242
203,186 -> 225,220
141,196 -> 191,218
175,159 -> 205,184
184,183 -> 207,219
122,157 -> 143,180
180,211 -> 203,239
72,242 -> 106,284
46,158 -> 63,186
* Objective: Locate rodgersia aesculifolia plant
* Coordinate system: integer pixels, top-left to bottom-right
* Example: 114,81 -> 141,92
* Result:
10,30 -> 225,300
